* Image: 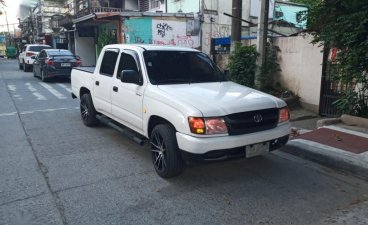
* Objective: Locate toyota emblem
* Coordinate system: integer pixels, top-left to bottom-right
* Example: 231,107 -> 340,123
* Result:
253,114 -> 263,123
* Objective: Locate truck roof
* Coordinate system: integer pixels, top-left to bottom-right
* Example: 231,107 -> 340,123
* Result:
104,44 -> 199,52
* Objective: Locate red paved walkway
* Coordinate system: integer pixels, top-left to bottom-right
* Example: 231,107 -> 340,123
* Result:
293,128 -> 368,154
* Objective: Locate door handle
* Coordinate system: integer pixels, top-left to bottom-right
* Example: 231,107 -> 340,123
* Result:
95,81 -> 99,86
113,86 -> 118,92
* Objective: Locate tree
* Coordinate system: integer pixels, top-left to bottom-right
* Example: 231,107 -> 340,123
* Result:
0,0 -> 4,15
227,44 -> 258,87
290,0 -> 368,117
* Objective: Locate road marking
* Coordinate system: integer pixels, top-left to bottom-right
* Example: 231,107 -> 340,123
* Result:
57,83 -> 72,93
0,112 -> 17,117
25,83 -> 47,100
0,107 -> 78,117
39,82 -> 67,99
7,85 -> 23,100
7,85 -> 16,91
20,107 -> 71,115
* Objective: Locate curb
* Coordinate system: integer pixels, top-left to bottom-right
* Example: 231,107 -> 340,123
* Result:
282,139 -> 368,181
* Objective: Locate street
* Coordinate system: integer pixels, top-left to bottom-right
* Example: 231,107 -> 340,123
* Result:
0,58 -> 368,225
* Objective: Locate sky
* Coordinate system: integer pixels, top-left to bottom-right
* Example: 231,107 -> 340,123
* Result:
0,0 -> 36,32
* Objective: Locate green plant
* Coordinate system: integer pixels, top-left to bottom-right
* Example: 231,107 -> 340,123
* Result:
97,30 -> 117,51
258,42 -> 281,91
291,0 -> 368,117
227,43 -> 258,87
333,85 -> 368,117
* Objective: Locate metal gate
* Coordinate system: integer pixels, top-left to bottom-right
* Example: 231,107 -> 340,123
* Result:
319,49 -> 354,116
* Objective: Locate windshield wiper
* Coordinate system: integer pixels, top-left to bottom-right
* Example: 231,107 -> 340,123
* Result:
157,78 -> 193,85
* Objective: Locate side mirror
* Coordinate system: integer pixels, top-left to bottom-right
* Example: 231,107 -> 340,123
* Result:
31,55 -> 36,59
120,70 -> 142,85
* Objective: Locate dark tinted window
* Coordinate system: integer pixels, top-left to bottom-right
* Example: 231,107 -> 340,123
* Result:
38,51 -> 47,58
143,51 -> 226,85
47,50 -> 73,56
99,49 -> 119,76
28,46 -> 52,52
117,51 -> 139,79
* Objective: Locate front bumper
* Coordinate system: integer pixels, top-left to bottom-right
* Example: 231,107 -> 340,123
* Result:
176,122 -> 291,155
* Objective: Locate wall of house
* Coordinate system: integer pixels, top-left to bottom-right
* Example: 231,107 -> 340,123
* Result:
200,0 -> 251,54
124,17 -> 200,48
74,32 -> 96,66
167,0 -> 200,13
274,35 -> 323,112
125,0 -> 139,10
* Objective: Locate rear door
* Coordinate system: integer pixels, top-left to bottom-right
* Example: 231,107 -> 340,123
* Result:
92,48 -> 119,116
111,49 -> 145,132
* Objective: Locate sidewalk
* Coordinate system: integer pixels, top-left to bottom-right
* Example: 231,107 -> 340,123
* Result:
284,108 -> 368,181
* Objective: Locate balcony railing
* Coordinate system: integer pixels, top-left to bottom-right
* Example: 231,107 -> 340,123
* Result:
76,7 -> 125,18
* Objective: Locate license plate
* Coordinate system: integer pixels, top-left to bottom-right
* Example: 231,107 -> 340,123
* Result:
245,142 -> 270,158
61,63 -> 71,67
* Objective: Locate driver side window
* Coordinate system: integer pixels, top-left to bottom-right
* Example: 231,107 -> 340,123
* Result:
117,51 -> 139,79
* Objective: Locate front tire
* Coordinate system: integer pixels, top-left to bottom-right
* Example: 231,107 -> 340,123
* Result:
80,94 -> 99,127
33,67 -> 37,78
150,124 -> 185,178
41,70 -> 47,82
19,61 -> 22,70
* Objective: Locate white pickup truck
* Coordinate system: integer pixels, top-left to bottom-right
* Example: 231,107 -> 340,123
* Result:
71,44 -> 291,177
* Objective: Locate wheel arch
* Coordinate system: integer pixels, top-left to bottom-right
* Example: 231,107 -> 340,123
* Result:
147,116 -> 176,138
79,87 -> 91,99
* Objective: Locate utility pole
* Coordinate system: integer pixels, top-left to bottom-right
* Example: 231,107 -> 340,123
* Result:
4,11 -> 10,46
255,0 -> 269,89
230,0 -> 242,52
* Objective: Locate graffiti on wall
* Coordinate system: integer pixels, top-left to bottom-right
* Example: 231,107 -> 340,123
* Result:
203,25 -> 231,46
124,18 -> 200,48
156,23 -> 173,37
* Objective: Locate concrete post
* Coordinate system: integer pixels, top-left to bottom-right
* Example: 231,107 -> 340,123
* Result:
255,0 -> 269,89
230,0 -> 242,52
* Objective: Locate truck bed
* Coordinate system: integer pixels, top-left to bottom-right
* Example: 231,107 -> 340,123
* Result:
73,67 -> 95,74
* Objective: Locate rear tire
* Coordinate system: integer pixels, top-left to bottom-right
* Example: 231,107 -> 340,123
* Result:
80,94 -> 99,127
150,124 -> 185,178
23,62 -> 29,72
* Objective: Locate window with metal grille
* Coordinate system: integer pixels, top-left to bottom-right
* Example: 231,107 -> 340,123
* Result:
150,0 -> 160,8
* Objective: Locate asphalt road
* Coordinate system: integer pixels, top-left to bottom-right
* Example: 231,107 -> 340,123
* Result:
1,58 -> 368,225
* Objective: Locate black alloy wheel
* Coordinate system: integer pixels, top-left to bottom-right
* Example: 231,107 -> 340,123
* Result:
150,124 -> 185,178
80,94 -> 99,127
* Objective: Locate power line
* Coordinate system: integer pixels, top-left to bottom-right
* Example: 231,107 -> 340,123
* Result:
0,22 -> 20,26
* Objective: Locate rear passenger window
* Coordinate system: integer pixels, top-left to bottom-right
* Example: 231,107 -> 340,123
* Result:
99,49 -> 119,76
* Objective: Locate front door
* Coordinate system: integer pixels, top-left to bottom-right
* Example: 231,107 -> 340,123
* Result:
111,50 -> 145,132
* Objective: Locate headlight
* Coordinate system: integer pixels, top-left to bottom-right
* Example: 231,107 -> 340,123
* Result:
279,107 -> 290,123
188,117 -> 228,135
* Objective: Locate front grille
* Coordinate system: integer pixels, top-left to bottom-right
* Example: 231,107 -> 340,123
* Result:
225,108 -> 279,135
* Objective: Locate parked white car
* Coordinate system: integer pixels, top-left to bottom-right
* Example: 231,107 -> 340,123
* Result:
18,44 -> 51,72
71,44 -> 291,178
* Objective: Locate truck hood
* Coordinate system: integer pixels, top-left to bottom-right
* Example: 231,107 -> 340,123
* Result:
157,81 -> 284,117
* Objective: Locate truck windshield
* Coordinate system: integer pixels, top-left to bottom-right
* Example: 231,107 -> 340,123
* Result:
143,51 -> 226,85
